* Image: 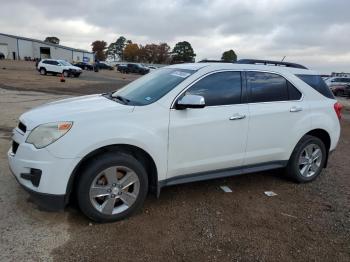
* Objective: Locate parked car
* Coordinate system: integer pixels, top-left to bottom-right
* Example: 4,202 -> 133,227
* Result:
117,63 -> 150,75
37,59 -> 82,77
96,62 -> 114,70
8,60 -> 342,222
117,64 -> 128,73
74,62 -> 93,71
127,63 -> 150,74
0,52 -> 5,59
330,84 -> 350,96
325,77 -> 350,87
344,86 -> 350,97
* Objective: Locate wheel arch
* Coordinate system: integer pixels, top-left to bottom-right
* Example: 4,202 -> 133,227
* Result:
300,128 -> 331,167
65,144 -> 159,205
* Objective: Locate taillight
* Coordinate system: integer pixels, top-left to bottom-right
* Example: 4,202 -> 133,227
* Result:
334,102 -> 343,120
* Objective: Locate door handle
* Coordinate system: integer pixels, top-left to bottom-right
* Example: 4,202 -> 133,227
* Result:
229,114 -> 246,120
290,106 -> 303,112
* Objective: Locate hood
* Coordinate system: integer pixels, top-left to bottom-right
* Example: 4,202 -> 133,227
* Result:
20,94 -> 134,130
68,65 -> 82,71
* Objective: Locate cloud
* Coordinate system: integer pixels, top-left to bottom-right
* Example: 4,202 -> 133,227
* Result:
0,0 -> 349,73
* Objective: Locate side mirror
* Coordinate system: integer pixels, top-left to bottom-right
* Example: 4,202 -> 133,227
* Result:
176,94 -> 205,109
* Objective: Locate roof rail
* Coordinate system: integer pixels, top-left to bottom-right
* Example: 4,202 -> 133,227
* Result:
198,59 -> 232,63
236,59 -> 308,69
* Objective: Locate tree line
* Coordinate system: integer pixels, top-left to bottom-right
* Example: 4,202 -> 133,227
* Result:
43,35 -> 238,64
91,37 -> 197,64
91,36 -> 237,64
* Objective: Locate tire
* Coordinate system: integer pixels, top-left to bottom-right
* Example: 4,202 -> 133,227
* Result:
286,135 -> 327,183
63,71 -> 70,77
40,68 -> 46,75
77,152 -> 148,223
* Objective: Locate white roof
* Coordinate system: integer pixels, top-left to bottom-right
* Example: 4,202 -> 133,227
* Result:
168,63 -> 318,75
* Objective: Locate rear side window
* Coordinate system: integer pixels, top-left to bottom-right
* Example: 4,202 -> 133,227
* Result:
185,71 -> 242,106
297,75 -> 334,99
247,72 -> 288,102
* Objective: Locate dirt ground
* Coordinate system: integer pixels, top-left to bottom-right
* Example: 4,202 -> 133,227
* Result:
0,61 -> 349,262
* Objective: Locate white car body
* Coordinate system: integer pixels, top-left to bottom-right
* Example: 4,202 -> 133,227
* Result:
8,62 -> 341,214
37,59 -> 82,76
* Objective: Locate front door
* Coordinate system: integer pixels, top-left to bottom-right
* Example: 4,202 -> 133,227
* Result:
168,71 -> 249,178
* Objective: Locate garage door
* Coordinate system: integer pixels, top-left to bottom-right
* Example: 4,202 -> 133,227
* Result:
0,44 -> 8,58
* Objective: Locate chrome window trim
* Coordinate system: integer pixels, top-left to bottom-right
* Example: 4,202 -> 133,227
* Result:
244,69 -> 304,103
170,69 -> 304,110
170,69 -> 243,109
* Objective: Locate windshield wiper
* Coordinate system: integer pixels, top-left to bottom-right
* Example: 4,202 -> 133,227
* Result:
113,95 -> 130,105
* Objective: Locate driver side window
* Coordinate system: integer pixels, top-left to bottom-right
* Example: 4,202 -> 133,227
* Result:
185,71 -> 242,106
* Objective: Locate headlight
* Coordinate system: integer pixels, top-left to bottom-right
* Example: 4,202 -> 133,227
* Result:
26,122 -> 73,149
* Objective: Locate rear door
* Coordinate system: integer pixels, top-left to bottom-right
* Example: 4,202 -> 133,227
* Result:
244,71 -> 310,165
168,71 -> 249,178
51,60 -> 61,73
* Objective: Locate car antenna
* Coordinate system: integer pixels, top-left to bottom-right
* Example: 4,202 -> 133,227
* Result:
281,56 -> 286,62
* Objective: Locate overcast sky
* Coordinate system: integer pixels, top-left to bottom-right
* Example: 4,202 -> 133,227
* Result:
0,0 -> 349,73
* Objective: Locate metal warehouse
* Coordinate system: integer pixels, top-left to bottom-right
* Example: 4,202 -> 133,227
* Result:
0,33 -> 94,63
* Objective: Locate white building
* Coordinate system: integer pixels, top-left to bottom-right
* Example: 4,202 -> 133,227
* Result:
0,33 -> 94,63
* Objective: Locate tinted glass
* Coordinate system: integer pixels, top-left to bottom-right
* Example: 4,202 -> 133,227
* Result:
113,68 -> 195,105
43,60 -> 50,64
288,82 -> 302,100
185,71 -> 242,106
297,74 -> 334,99
247,72 -> 288,102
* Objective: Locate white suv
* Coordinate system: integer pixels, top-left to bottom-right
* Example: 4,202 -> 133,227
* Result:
8,61 -> 342,222
37,59 -> 82,77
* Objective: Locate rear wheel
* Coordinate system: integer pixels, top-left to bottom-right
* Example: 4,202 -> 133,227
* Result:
286,135 -> 327,182
77,152 -> 148,222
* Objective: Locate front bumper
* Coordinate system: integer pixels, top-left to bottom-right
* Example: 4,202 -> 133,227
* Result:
11,171 -> 66,211
8,128 -> 81,210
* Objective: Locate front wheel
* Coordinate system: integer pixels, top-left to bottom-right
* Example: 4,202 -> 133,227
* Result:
286,135 -> 327,183
63,71 -> 70,77
40,68 -> 46,75
77,152 -> 148,222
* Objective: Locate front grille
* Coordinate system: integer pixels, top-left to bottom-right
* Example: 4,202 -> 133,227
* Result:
12,141 -> 19,154
18,122 -> 27,133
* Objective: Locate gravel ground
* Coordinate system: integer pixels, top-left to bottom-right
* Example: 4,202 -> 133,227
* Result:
0,61 -> 349,261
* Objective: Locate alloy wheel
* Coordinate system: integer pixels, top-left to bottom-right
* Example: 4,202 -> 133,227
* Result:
298,143 -> 323,177
89,166 -> 140,215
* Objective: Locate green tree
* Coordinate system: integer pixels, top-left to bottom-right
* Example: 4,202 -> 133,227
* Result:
44,36 -> 60,45
221,49 -> 237,62
91,40 -> 107,61
171,41 -> 196,63
115,36 -> 127,60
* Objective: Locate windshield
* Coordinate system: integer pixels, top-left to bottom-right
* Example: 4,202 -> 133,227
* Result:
112,68 -> 195,105
59,60 -> 71,66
